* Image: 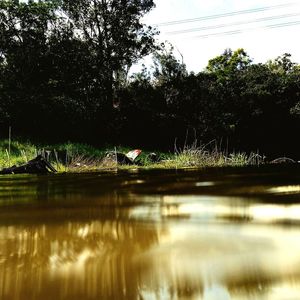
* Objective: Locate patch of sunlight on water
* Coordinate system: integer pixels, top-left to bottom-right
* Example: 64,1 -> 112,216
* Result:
268,283 -> 300,300
130,195 -> 300,224
121,179 -> 145,186
195,181 -> 215,187
250,204 -> 300,221
203,284 -> 231,300
268,185 -> 300,194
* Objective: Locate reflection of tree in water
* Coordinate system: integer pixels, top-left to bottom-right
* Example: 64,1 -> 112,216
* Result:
2,174 -> 300,299
0,218 -> 163,300
0,175 -> 164,300
0,173 -> 151,207
3,220 -> 300,300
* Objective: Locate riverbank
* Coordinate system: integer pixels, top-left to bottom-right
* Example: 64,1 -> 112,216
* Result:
0,139 -> 264,173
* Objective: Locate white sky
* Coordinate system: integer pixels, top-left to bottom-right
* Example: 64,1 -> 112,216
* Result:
133,0 -> 300,73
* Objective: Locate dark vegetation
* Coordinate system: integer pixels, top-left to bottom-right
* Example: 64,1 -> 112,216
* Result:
1,0 -> 300,159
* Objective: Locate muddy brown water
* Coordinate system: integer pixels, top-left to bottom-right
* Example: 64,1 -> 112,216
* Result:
1,165 -> 300,300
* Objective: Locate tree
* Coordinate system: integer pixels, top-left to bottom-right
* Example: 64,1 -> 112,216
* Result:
0,0 -> 59,134
62,0 -> 158,107
267,53 -> 296,74
152,44 -> 187,85
206,48 -> 252,77
0,0 -> 158,140
204,49 -> 252,137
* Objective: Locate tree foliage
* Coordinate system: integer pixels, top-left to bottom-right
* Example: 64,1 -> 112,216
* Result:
0,0 -> 157,139
1,1 -> 300,157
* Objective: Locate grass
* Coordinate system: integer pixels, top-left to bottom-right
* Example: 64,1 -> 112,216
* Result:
0,139 -> 265,173
0,140 -> 37,168
147,143 -> 263,169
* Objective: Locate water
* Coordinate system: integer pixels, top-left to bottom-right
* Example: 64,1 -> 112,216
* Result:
1,166 -> 300,300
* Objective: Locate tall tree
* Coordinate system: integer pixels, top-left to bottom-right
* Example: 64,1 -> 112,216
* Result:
0,0 -> 58,133
62,0 -> 157,107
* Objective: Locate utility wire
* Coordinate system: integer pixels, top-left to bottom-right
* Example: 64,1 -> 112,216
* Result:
165,12 -> 300,35
193,20 -> 300,39
153,2 -> 297,27
268,20 -> 300,28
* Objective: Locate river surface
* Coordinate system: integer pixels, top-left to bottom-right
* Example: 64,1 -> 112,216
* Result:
1,166 -> 300,300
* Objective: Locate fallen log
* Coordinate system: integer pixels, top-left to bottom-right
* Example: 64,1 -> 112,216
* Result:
0,155 -> 57,175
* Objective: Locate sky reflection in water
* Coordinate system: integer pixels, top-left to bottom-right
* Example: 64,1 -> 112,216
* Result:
0,167 -> 300,299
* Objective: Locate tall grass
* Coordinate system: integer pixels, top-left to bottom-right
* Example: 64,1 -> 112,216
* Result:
0,140 -> 37,168
152,141 -> 264,169
0,139 -> 264,172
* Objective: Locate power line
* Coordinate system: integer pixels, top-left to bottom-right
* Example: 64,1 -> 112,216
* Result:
165,12 -> 300,35
153,2 -> 297,27
193,20 -> 300,39
268,20 -> 300,28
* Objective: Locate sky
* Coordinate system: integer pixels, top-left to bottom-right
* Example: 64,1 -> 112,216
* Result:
133,0 -> 300,73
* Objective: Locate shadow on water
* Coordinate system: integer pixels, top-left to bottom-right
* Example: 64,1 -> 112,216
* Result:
1,165 -> 300,299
